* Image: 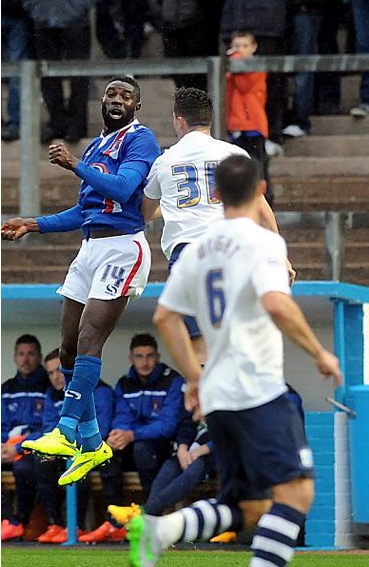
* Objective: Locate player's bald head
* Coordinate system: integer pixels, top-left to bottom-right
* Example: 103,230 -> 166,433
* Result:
215,155 -> 261,207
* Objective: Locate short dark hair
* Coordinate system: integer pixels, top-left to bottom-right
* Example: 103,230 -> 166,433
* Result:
105,75 -> 141,102
130,333 -> 158,351
215,155 -> 261,207
14,334 -> 42,354
44,348 -> 60,364
231,30 -> 257,43
173,87 -> 213,127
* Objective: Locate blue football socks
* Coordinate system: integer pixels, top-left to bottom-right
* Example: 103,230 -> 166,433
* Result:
61,365 -> 73,388
58,355 -> 102,443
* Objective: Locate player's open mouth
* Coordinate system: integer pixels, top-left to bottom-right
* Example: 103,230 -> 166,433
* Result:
109,109 -> 123,119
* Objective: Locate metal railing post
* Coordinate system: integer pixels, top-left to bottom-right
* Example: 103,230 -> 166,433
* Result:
63,460 -> 78,545
325,212 -> 346,281
20,60 -> 41,217
207,56 -> 226,140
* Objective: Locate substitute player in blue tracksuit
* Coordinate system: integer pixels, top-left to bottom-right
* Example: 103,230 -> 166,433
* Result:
107,333 -> 185,498
1,334 -> 50,539
2,76 -> 161,485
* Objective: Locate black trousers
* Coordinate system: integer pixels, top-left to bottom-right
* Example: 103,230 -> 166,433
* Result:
35,457 -> 90,528
33,26 -> 90,135
254,36 -> 288,145
230,133 -> 275,210
2,454 -> 37,526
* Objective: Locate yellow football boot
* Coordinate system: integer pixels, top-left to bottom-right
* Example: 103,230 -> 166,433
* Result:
210,531 -> 237,543
58,441 -> 112,486
22,428 -> 77,458
108,502 -> 142,527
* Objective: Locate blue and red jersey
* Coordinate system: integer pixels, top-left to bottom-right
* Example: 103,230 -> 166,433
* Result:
36,120 -> 161,236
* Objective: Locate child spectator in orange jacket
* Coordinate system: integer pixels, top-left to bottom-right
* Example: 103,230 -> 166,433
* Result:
226,31 -> 274,208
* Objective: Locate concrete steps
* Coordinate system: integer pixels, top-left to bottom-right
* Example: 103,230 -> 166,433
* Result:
2,175 -> 368,215
273,177 -> 369,211
309,115 -> 369,136
2,73 -> 369,286
270,156 -> 369,178
283,135 -> 369,157
2,225 -> 367,285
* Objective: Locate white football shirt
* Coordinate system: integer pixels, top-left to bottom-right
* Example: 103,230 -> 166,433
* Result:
144,131 -> 249,259
158,218 -> 290,414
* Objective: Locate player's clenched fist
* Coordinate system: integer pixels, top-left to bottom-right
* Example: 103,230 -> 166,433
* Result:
49,143 -> 79,171
1,217 -> 39,240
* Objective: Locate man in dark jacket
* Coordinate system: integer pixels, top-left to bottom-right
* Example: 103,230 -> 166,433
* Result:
1,334 -> 49,541
107,333 -> 185,496
1,0 -> 34,141
22,0 -> 96,143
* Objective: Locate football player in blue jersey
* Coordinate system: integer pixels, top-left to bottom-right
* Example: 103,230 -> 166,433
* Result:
1,75 -> 161,485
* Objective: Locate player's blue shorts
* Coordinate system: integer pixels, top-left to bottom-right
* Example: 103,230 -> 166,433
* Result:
168,243 -> 201,338
206,393 -> 314,505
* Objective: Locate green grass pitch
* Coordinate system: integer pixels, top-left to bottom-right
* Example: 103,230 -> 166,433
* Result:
2,547 -> 369,567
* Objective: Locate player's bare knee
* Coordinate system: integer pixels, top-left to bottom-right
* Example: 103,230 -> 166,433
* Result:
239,499 -> 272,530
59,345 -> 76,369
274,477 -> 314,514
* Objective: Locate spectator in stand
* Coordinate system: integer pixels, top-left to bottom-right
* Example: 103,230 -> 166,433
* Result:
34,348 -> 126,544
95,0 -> 125,58
160,0 -> 224,91
84,333 -> 185,542
1,0 -> 34,142
1,334 -> 49,541
283,0 -> 334,138
349,0 -> 369,117
23,0 -> 95,144
220,0 -> 288,157
109,0 -> 149,58
226,31 -> 274,209
95,0 -> 149,59
314,0 -> 342,116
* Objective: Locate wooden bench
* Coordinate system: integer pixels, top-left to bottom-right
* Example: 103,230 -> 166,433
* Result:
2,468 -> 219,540
2,469 -> 218,497
2,469 -> 146,503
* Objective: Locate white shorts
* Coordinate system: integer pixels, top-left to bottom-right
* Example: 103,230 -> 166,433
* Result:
57,231 -> 151,304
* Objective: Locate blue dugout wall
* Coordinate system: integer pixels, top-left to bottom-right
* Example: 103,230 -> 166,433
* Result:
2,281 -> 369,547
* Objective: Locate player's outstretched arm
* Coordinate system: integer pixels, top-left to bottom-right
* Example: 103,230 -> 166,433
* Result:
262,291 -> 342,386
1,217 -> 39,241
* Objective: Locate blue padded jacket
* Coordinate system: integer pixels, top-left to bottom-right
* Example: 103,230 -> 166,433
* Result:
112,363 -> 184,442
